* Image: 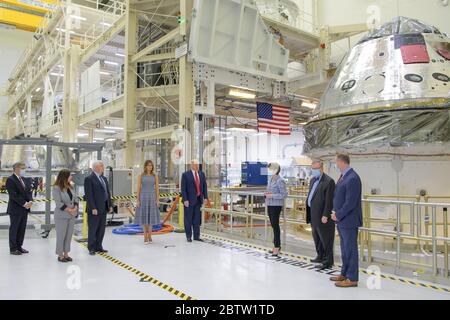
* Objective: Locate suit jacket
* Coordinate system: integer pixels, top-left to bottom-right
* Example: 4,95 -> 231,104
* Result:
181,170 -> 208,206
52,186 -> 78,219
5,174 -> 33,215
333,168 -> 363,229
84,172 -> 112,214
306,173 -> 335,227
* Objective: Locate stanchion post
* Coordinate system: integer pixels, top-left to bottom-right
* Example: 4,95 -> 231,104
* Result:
83,201 -> 88,239
178,196 -> 185,232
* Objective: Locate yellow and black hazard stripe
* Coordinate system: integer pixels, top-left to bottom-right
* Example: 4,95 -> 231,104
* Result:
202,234 -> 450,294
111,193 -> 180,200
0,198 -> 52,204
0,189 -> 46,194
77,242 -> 194,300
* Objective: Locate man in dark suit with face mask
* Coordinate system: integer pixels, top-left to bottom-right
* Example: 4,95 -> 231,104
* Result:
6,162 -> 33,255
306,160 -> 336,270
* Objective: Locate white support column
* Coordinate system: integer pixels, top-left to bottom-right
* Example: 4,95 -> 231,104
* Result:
62,45 -> 80,142
179,0 -> 195,172
124,0 -> 138,168
26,95 -> 32,137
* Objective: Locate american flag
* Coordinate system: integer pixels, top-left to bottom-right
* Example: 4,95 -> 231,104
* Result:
256,102 -> 291,135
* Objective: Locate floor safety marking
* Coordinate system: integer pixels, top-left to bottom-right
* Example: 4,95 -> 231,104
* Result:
76,242 -> 195,300
202,234 -> 450,294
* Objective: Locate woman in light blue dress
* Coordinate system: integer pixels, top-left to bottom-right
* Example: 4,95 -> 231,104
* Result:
135,160 -> 160,244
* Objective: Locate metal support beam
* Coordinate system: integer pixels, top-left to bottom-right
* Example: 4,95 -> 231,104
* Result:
131,28 -> 179,63
62,45 -> 81,142
80,14 -> 126,64
124,0 -> 137,168
179,0 -> 194,173
129,124 -> 177,140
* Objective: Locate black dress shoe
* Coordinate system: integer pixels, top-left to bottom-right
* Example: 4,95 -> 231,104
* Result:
187,239 -> 192,242
65,256 -> 73,262
96,249 -> 108,253
310,257 -> 323,263
194,238 -> 204,242
58,257 -> 68,263
19,248 -> 29,254
10,250 -> 22,255
89,250 -> 96,255
316,263 -> 333,270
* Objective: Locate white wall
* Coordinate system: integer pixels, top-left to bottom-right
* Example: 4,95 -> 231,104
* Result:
317,0 -> 450,65
0,29 -> 33,117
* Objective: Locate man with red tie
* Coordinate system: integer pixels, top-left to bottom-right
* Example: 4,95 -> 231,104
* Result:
181,159 -> 208,242
6,162 -> 33,255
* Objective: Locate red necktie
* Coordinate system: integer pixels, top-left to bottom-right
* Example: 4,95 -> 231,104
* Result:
194,171 -> 201,196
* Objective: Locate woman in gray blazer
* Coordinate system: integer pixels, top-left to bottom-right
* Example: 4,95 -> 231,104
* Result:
52,169 -> 78,262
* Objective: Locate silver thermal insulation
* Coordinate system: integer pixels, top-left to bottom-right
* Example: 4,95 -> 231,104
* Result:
304,17 -> 450,155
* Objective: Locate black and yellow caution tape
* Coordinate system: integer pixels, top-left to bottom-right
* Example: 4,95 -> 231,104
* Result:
76,242 -> 195,300
0,198 -> 52,204
111,193 -> 180,200
202,234 -> 450,294
0,193 -> 181,204
0,189 -> 46,194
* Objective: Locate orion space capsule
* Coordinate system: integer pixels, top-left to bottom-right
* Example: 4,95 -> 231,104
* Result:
304,17 -> 450,196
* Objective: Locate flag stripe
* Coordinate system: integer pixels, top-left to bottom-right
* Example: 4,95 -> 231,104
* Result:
256,102 -> 291,136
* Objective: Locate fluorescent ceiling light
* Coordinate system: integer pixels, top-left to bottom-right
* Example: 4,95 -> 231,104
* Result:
95,129 -> 116,133
229,89 -> 256,100
299,122 -> 307,125
228,127 -> 256,132
77,132 -> 88,137
100,71 -> 111,75
104,60 -> 119,66
70,15 -> 86,21
100,22 -> 112,27
50,72 -> 64,77
104,126 -> 123,130
93,137 -> 105,141
35,87 -> 41,92
115,52 -> 125,57
301,101 -> 317,109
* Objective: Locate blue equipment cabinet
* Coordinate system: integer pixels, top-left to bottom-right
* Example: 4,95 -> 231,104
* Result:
241,162 -> 268,186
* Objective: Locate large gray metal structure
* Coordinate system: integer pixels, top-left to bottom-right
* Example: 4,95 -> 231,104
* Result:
0,138 -> 103,233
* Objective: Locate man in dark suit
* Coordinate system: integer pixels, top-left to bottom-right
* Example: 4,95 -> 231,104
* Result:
6,162 -> 33,255
306,160 -> 336,270
84,161 -> 112,255
331,154 -> 362,288
181,159 -> 208,242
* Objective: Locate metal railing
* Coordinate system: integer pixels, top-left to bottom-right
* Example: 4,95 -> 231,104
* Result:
200,189 -> 450,279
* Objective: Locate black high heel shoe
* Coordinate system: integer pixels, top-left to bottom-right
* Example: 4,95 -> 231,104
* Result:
271,247 -> 281,256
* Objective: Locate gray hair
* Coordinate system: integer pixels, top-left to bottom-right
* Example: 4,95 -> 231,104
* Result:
13,162 -> 24,170
92,160 -> 104,169
311,160 -> 323,168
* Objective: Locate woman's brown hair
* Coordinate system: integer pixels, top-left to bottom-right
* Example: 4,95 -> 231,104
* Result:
54,169 -> 72,190
143,160 -> 155,176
